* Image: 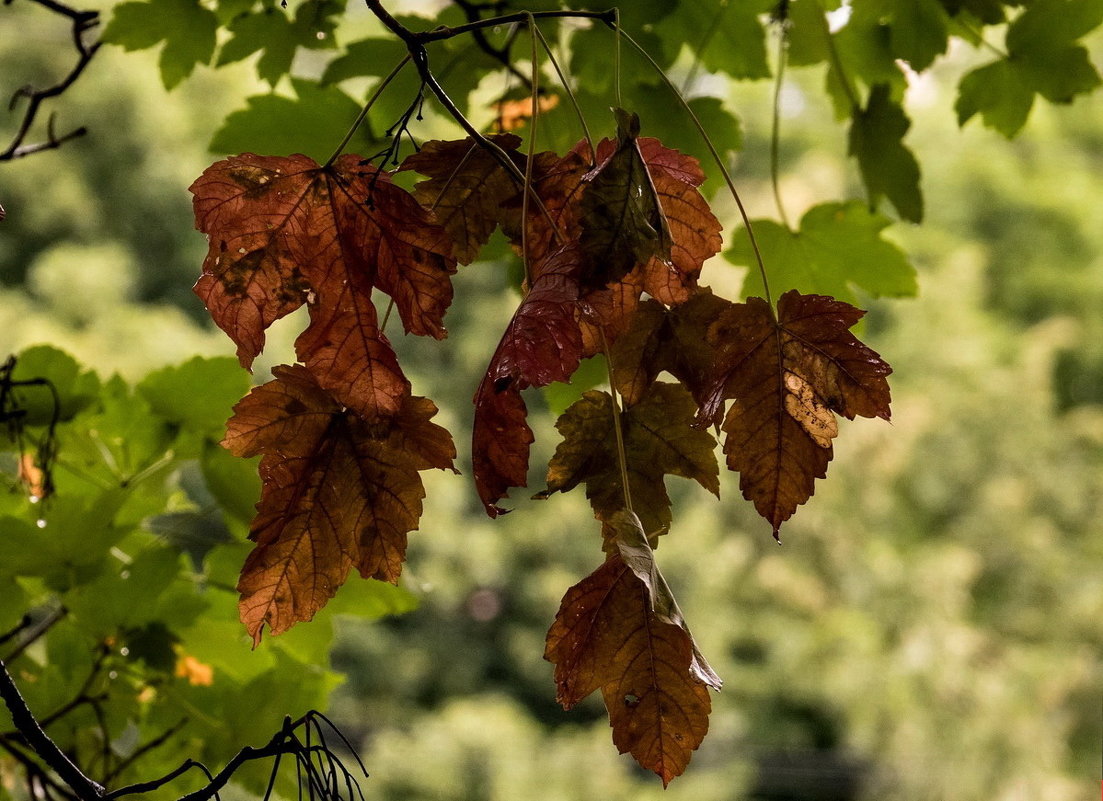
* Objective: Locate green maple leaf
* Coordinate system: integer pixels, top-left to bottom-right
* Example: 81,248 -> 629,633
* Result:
217,1 -> 343,86
102,0 -> 218,89
849,84 -> 924,223
728,201 -> 918,303
956,0 -> 1103,137
209,79 -> 375,161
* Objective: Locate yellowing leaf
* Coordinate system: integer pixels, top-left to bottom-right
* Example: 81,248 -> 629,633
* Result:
538,382 -> 718,546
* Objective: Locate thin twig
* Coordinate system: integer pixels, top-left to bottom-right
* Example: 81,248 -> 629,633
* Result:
451,0 -> 530,88
0,0 -> 101,161
612,24 -> 775,310
770,21 -> 792,230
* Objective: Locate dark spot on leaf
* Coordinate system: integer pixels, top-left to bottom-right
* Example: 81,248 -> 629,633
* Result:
624,693 -> 640,708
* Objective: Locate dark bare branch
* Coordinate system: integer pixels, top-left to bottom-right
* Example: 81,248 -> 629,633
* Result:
0,0 -> 101,162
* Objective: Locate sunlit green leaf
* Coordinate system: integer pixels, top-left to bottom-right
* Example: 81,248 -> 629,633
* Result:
728,200 -> 917,302
103,0 -> 218,89
217,0 -> 343,85
138,356 -> 248,440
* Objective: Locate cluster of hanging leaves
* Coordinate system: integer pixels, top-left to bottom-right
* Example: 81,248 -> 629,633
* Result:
190,104 -> 892,782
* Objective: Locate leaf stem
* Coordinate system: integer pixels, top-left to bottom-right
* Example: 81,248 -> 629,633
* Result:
613,8 -> 622,108
955,17 -> 1010,59
813,0 -> 860,113
770,23 -> 792,231
532,23 -> 595,161
520,13 -> 540,286
611,24 -> 775,310
598,328 -> 633,513
324,54 -> 411,168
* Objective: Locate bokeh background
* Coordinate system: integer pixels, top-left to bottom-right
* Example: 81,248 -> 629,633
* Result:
2,1 -> 1101,799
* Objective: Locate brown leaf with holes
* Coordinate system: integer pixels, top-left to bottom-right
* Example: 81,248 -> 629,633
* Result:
399,134 -> 524,264
223,364 -> 455,644
191,153 -> 455,417
545,534 -> 717,784
699,290 -> 892,537
472,244 -> 583,516
537,382 -> 718,547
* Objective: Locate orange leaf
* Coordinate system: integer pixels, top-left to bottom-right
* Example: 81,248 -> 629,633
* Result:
700,290 -> 892,536
493,93 -> 560,131
223,365 -> 455,644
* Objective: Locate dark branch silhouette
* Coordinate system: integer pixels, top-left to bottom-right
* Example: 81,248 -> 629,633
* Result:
0,0 -> 101,162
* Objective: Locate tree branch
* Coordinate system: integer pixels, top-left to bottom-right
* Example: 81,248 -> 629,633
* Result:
0,0 -> 101,162
0,658 -> 106,801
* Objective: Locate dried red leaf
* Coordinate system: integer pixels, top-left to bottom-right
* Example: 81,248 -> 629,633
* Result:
471,245 -> 584,516
223,364 -> 455,644
471,379 -> 533,518
700,290 -> 892,536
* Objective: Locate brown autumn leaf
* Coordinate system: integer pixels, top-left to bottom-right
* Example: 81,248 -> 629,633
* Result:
545,519 -> 718,785
222,364 -> 455,644
497,148 -> 589,260
191,153 -> 456,417
472,244 -> 584,516
399,133 -> 524,264
610,290 -> 735,407
578,109 -> 672,290
699,290 -> 892,537
536,382 -> 719,547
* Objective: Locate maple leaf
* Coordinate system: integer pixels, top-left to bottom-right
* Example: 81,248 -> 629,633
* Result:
545,513 -> 720,784
590,135 -> 723,306
399,134 -> 525,264
537,382 -> 719,546
191,153 -> 455,417
579,109 -> 672,290
222,364 -> 455,643
472,244 -> 583,516
699,290 -> 892,537
610,291 -> 734,408
497,148 -> 589,260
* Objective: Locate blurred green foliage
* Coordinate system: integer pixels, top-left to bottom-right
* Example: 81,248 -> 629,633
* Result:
2,0 -> 1102,799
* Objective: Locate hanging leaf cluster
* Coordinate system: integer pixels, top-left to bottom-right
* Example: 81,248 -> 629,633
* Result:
190,96 -> 892,779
